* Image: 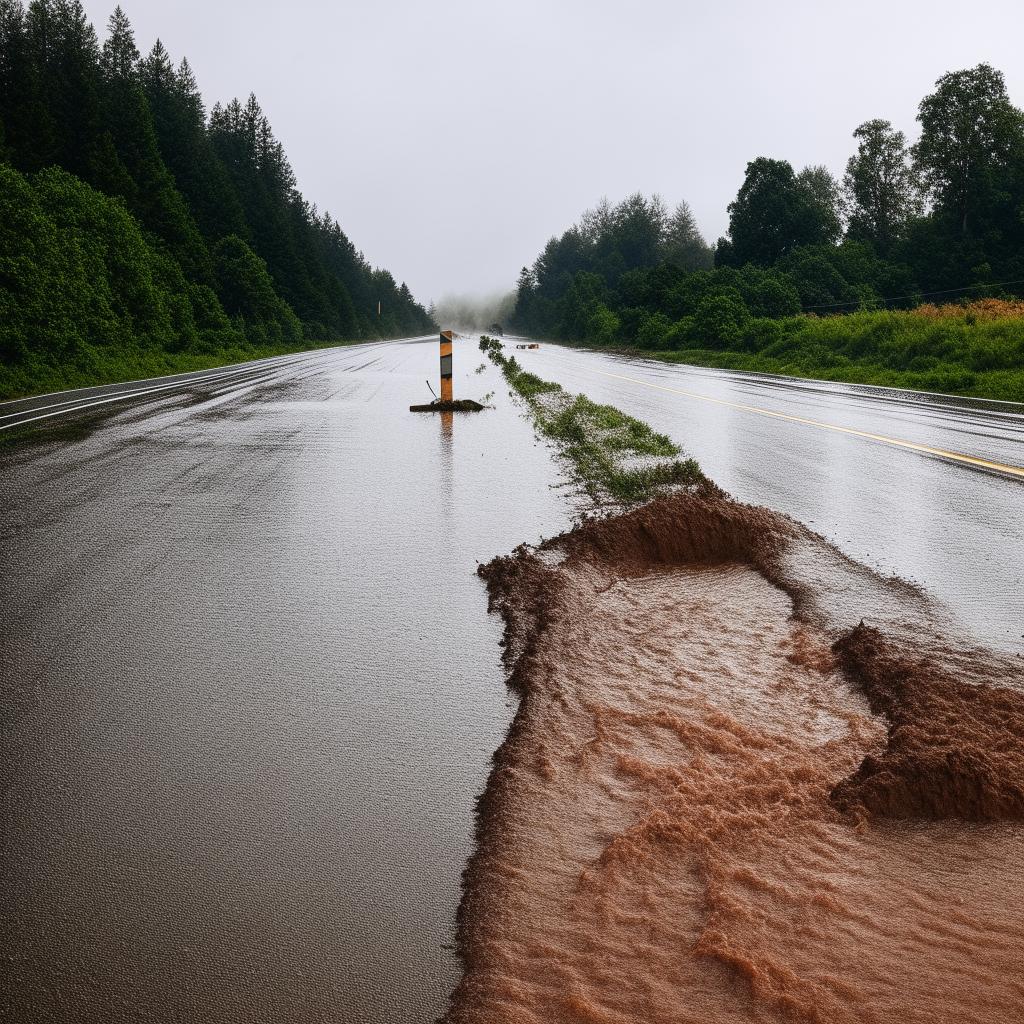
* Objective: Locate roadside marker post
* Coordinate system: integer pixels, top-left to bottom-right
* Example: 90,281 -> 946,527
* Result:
440,330 -> 454,403
409,329 -> 486,413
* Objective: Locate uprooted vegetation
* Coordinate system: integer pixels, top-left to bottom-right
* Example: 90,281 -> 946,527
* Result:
479,335 -> 709,505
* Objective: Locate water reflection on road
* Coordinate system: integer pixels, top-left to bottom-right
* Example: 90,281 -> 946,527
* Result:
0,338 -> 570,1024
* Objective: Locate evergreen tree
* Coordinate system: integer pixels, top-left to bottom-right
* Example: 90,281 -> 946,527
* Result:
23,1 -> 103,178
140,45 -> 247,243
0,1 -> 55,171
98,6 -> 211,281
661,200 -> 713,271
0,0 -> 445,397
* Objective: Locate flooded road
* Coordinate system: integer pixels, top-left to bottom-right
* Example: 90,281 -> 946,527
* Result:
1,339 -> 571,1023
3,337 -> 1022,1022
524,345 -> 1024,653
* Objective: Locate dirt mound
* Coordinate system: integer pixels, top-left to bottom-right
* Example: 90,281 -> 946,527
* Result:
553,489 -> 786,571
450,491 -> 1024,1023
831,623 -> 1024,820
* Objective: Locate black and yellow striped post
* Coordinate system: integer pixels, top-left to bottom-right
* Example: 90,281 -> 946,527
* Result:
410,330 -> 483,411
440,330 -> 454,403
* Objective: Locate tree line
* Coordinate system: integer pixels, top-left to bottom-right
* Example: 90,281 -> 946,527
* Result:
510,64 -> 1024,355
0,1 -> 434,393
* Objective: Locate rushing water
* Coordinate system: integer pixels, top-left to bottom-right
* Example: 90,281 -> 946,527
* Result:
0,338 -> 570,1024
454,495 -> 1024,1023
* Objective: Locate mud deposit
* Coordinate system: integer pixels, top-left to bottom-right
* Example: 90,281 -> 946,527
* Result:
449,493 -> 1024,1023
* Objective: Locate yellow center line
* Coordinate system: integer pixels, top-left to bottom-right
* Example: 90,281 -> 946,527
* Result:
562,362 -> 1024,480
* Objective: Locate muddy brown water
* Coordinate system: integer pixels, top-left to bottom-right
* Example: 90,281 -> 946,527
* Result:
454,493 -> 1024,1023
2,338 -> 1021,1022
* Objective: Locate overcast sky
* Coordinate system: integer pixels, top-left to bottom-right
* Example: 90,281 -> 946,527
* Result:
81,0 -> 1024,305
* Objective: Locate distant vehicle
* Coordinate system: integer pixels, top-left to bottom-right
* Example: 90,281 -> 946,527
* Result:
515,343 -> 541,350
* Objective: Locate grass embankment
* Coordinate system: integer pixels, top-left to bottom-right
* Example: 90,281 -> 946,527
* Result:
642,300 -> 1024,403
481,335 -> 708,504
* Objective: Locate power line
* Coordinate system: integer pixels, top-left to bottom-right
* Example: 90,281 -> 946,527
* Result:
802,277 -> 1024,311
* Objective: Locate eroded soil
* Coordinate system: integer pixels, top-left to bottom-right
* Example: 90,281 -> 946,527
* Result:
448,493 -> 1024,1023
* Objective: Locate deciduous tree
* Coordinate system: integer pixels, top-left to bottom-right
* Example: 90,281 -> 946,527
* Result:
844,119 -> 921,251
913,64 -> 1024,236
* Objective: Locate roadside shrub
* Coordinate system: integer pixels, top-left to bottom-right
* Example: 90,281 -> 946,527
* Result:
745,274 -> 802,318
214,235 -> 302,344
692,290 -> 750,347
738,317 -> 784,351
662,317 -> 694,349
636,311 -> 672,349
587,303 -> 621,345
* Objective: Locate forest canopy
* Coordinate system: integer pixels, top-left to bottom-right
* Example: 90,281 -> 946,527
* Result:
0,1 -> 434,397
508,64 -> 1024,400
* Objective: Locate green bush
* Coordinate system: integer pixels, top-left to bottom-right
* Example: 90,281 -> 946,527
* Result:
692,290 -> 750,348
663,317 -> 694,349
641,306 -> 1024,401
738,317 -> 785,351
636,311 -> 672,349
0,163 -> 181,366
587,303 -> 621,345
213,235 -> 302,345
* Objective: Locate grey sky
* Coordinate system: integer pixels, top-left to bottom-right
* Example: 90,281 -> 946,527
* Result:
83,0 -> 1024,305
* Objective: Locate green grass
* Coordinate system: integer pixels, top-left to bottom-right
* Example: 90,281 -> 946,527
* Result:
608,306 -> 1024,403
480,335 -> 707,504
649,346 -> 1024,402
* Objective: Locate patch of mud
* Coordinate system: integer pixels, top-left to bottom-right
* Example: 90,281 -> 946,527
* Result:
832,624 -> 1024,820
449,492 -> 1024,1023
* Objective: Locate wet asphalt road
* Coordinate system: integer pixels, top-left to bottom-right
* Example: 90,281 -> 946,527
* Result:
1,339 -> 570,1024
524,343 -> 1024,654
1,337 -> 1022,1023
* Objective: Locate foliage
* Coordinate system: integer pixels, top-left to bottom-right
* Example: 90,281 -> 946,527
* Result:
0,163 -> 189,364
844,119 -> 921,251
721,158 -> 845,267
511,192 -> 713,341
509,62 -> 1024,403
692,291 -> 750,348
651,302 -> 1024,402
587,303 -> 620,345
0,0 -> 434,398
213,234 -> 301,344
912,64 -> 1024,238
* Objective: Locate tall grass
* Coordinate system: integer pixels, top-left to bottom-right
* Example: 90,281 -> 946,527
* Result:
652,301 -> 1024,402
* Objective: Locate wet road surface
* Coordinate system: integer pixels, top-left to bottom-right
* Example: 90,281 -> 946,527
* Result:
2,337 -> 1022,1022
1,339 -> 571,1024
523,344 -> 1024,654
